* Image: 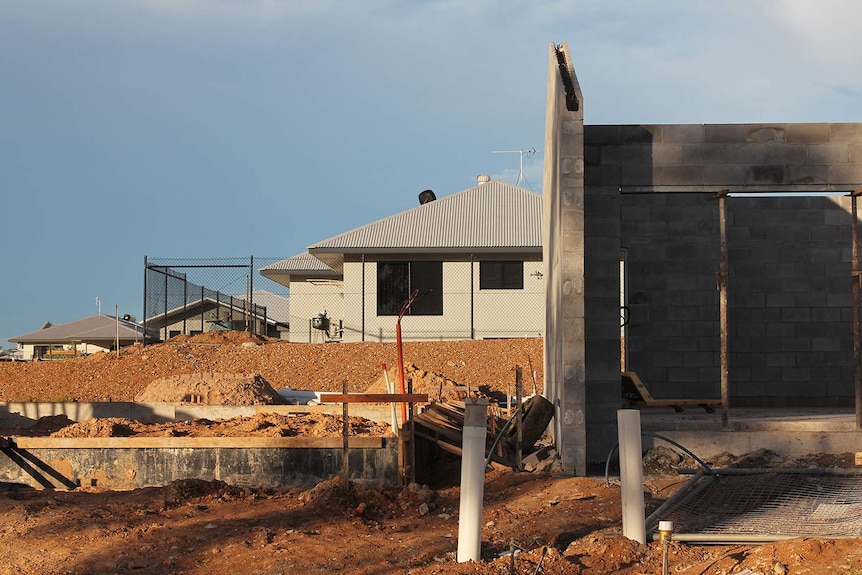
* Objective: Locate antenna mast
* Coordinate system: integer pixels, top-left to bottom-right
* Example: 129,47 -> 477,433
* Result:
492,147 -> 536,188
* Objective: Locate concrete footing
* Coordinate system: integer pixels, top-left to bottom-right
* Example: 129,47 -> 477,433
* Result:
0,401 -> 398,490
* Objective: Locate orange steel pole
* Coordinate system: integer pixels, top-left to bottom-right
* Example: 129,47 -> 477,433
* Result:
396,289 -> 420,426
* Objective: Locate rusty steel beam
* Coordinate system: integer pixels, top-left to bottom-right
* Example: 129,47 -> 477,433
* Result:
852,190 -> 862,431
716,191 -> 730,429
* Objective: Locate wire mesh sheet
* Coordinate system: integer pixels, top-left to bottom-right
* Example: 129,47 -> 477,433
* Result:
660,470 -> 862,538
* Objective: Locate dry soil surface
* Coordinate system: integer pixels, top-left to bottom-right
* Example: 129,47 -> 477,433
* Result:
0,334 -> 860,574
0,331 -> 544,402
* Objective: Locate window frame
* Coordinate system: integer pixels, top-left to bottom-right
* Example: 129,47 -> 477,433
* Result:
376,261 -> 443,316
479,260 -> 524,290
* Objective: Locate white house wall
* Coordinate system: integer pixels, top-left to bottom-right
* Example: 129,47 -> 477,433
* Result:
337,259 -> 544,343
288,279 -> 345,343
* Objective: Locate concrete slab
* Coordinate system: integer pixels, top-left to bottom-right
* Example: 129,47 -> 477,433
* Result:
638,407 -> 862,460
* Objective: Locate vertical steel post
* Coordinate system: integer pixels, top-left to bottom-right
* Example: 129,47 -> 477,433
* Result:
515,366 -> 523,471
852,191 -> 862,430
717,192 -> 730,429
361,255 -> 366,342
163,268 -> 169,342
249,255 -> 254,336
470,255 -> 475,340
341,380 -> 349,487
182,273 -> 188,336
200,285 -> 205,334
143,256 -> 148,346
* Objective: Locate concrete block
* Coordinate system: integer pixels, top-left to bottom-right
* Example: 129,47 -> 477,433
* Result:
651,143 -> 684,166
585,165 -> 620,186
786,123 -> 830,144
583,144 -> 601,166
726,143 -> 767,164
765,352 -> 796,367
704,164 -> 745,185
619,125 -> 658,144
704,124 -> 748,143
620,165 -> 655,186
745,165 -> 785,185
657,165 -> 704,186
826,292 -> 851,307
667,336 -> 699,352
780,336 -> 811,352
601,144 -> 650,165
812,336 -> 844,352
681,351 -> 716,367
787,164 -> 828,185
746,125 -> 787,143
683,143 -> 727,165
829,123 -> 862,143
766,292 -> 796,308
584,125 -> 622,145
794,292 -> 827,308
763,143 -> 808,165
807,143 -> 850,164
811,308 -> 842,322
828,163 -> 862,185
851,143 -> 862,164
662,124 -> 704,144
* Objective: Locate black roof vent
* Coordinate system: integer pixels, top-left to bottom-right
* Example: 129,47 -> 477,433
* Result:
418,189 -> 436,205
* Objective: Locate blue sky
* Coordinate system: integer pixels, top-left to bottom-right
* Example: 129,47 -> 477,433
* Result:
2,0 -> 861,347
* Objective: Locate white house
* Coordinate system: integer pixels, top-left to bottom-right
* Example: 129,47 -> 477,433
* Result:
146,289 -> 291,341
262,177 -> 544,343
8,315 -> 154,360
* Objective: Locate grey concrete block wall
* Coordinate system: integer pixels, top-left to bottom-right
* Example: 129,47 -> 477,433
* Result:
586,123 -> 862,192
586,122 -> 862,407
584,185 -> 622,465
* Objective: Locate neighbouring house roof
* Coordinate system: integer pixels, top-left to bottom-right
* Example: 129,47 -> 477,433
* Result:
274,181 -> 542,278
260,253 -> 339,285
262,179 -> 541,282
146,290 -> 290,325
244,290 -> 290,325
311,179 -> 541,254
8,315 -> 151,346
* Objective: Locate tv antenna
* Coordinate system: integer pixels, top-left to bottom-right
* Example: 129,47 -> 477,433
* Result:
95,295 -> 101,315
492,147 -> 536,189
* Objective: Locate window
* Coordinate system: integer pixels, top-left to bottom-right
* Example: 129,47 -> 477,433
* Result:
480,261 -> 524,289
377,261 -> 443,316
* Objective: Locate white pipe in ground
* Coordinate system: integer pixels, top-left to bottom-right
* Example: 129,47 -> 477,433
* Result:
618,409 -> 646,544
457,398 -> 489,563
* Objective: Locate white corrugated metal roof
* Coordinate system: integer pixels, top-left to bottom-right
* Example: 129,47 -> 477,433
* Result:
308,180 -> 541,252
261,253 -> 336,273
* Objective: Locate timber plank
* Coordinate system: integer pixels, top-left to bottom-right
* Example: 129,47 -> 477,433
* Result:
14,437 -> 386,449
318,393 -> 429,403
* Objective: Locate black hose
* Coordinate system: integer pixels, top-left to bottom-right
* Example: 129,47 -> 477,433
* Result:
604,431 -> 716,485
485,402 -> 524,472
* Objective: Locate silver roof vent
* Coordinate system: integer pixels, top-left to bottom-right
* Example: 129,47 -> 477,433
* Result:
477,174 -> 491,184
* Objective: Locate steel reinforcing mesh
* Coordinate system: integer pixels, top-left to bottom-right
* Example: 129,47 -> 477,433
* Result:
660,471 -> 862,537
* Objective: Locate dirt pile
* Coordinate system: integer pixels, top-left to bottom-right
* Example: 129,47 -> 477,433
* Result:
134,372 -> 286,405
0,332 -> 543,402
50,412 -> 393,438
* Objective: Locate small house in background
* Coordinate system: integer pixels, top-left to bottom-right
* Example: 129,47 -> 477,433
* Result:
7,314 -> 155,360
146,289 -> 290,341
262,177 -> 545,343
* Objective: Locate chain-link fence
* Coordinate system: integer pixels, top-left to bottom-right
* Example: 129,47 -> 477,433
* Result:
143,257 -> 289,343
144,256 -> 545,344
289,258 -> 546,343
291,288 -> 546,343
